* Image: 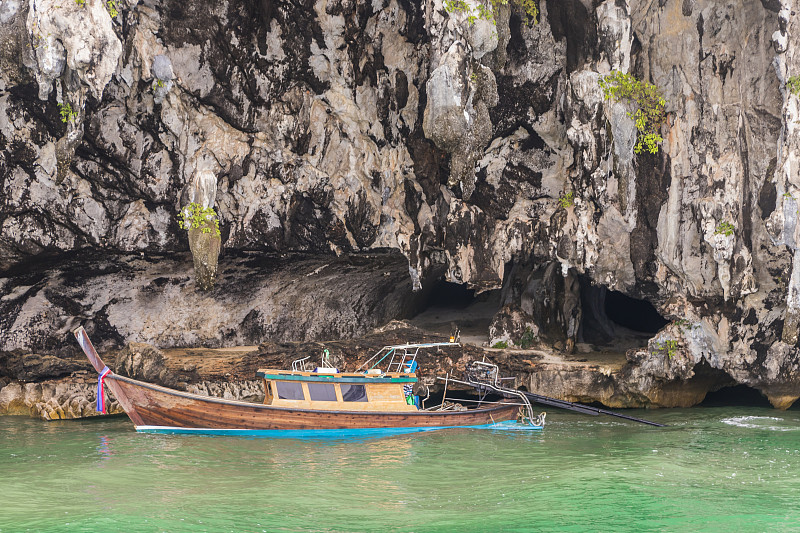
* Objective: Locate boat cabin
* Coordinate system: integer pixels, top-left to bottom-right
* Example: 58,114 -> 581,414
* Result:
256,342 -> 457,412
256,370 -> 420,411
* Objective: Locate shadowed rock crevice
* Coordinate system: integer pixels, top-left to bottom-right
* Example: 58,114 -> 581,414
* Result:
546,0 -> 598,72
579,279 -> 668,348
700,383 -> 774,408
487,262 -> 669,353
420,280 -> 477,310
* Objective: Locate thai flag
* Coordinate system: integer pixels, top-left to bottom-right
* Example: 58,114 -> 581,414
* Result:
96,366 -> 111,413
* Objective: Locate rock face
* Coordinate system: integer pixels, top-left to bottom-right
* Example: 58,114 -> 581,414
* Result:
0,252 -> 421,354
2,0 -> 800,409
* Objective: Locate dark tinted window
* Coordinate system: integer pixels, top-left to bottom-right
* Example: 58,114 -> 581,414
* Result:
341,384 -> 367,402
276,381 -> 305,400
308,383 -> 337,401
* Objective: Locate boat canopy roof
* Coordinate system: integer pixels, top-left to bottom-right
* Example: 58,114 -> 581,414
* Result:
256,371 -> 416,383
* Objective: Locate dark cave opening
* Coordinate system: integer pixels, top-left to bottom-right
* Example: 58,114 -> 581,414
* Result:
604,290 -> 669,334
579,278 -> 668,346
687,362 -> 775,408
700,385 -> 773,408
422,280 -> 478,310
409,278 -> 501,342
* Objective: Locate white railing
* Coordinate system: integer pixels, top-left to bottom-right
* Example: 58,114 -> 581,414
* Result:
291,356 -> 310,372
356,342 -> 460,374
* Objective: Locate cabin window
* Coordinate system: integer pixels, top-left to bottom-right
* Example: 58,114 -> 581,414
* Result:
275,381 -> 305,400
340,384 -> 367,402
308,383 -> 337,401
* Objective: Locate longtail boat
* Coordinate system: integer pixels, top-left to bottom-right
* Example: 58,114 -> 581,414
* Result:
74,327 -> 543,436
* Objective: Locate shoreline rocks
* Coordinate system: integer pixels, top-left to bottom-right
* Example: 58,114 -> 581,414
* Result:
2,321 -> 792,421
0,375 -> 122,420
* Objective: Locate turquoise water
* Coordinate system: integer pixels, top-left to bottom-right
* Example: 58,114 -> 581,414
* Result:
1,408 -> 799,532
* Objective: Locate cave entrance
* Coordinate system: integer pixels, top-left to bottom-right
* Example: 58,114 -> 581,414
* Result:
409,278 -> 501,344
423,280 -> 477,310
579,278 -> 668,349
604,290 -> 669,334
700,385 -> 773,408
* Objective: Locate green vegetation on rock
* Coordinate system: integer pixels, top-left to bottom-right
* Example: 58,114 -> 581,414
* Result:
58,103 -> 78,123
673,318 -> 698,333
444,0 -> 538,26
714,221 -> 735,237
178,203 -> 221,237
787,75 -> 800,97
107,0 -> 118,18
655,339 -> 679,359
599,71 -> 666,155
517,327 -> 536,349
492,341 -> 508,349
558,191 -> 574,209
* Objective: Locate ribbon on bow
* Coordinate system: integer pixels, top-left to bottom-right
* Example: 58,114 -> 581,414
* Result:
96,366 -> 111,413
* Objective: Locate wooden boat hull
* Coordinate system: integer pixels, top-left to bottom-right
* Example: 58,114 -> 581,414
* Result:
73,326 -> 537,435
107,374 -> 523,432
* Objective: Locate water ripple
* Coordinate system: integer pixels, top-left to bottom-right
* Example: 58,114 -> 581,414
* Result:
721,416 -> 799,431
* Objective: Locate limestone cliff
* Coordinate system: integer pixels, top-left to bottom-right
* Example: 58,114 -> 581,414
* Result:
2,0 -> 800,409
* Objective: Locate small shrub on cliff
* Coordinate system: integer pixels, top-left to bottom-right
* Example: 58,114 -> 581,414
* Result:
599,71 -> 666,154
30,20 -> 46,50
558,191 -> 574,208
107,0 -> 118,18
517,327 -> 536,349
445,1 -> 472,17
655,339 -> 679,359
783,192 -> 800,214
673,318 -> 698,333
492,341 -> 508,349
58,103 -> 78,123
178,203 -> 221,237
74,0 -> 85,6
714,221 -> 735,237
788,76 -> 800,97
444,0 -> 538,26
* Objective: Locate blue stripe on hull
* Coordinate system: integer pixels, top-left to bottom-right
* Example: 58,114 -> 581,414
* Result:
135,422 -> 543,439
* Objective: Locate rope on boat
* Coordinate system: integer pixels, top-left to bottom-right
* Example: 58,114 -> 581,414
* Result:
440,373 -> 449,411
419,381 -> 431,409
96,366 -> 111,413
